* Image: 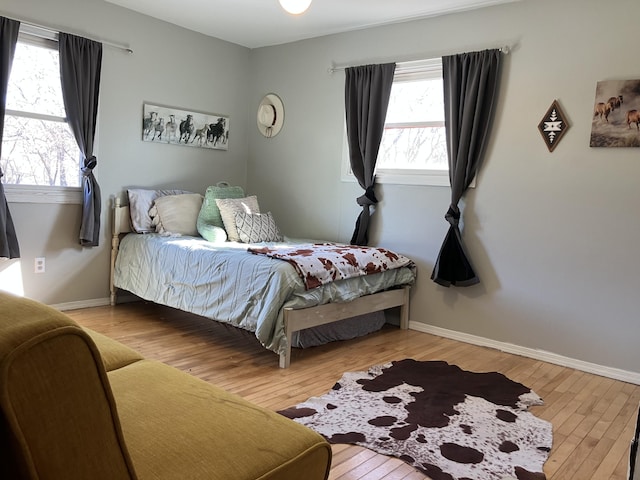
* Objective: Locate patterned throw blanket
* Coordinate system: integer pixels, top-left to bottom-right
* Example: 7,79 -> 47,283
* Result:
248,243 -> 415,290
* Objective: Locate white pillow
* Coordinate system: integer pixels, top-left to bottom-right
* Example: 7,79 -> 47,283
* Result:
215,195 -> 260,242
127,188 -> 191,233
149,193 -> 203,236
235,211 -> 283,243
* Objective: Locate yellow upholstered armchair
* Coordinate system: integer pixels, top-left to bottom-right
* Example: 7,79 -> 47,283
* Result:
0,292 -> 331,480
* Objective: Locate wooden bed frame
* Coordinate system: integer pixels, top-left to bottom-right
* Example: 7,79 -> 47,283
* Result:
110,197 -> 411,368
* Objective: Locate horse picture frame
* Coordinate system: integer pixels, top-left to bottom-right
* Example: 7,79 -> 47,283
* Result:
590,79 -> 640,148
142,102 -> 229,150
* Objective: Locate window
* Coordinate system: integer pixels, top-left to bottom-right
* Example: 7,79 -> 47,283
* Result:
1,26 -> 82,203
342,58 -> 450,187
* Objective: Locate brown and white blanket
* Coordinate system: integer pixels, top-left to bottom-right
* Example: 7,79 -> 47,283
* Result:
248,243 -> 415,290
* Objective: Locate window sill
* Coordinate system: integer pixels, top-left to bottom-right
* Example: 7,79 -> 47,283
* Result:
341,170 -> 451,187
376,170 -> 450,187
341,171 -> 477,188
4,185 -> 83,204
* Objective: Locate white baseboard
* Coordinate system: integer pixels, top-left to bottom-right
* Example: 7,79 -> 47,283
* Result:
51,293 -> 139,312
410,321 -> 640,386
51,298 -> 111,311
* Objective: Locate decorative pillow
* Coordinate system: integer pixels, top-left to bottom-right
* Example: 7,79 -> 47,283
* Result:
235,211 -> 283,243
197,182 -> 245,241
128,188 -> 191,233
215,195 -> 260,242
197,224 -> 228,243
149,193 -> 203,236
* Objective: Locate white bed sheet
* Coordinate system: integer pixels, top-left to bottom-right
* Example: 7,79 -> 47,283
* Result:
113,233 -> 416,356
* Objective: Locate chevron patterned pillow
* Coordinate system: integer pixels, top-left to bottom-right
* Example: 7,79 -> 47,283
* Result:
235,211 -> 283,243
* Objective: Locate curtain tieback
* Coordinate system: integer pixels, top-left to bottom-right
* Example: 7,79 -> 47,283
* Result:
82,156 -> 97,175
444,205 -> 460,227
356,185 -> 378,206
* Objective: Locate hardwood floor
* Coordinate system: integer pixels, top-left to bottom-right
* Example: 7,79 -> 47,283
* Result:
67,301 -> 640,480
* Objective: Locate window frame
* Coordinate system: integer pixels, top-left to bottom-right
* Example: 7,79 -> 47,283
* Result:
341,58 -> 451,187
2,25 -> 82,205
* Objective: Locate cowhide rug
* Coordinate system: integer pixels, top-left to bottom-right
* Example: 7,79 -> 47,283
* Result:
279,359 -> 552,480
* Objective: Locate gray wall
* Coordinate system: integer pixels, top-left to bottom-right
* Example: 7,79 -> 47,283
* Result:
247,0 -> 640,374
0,0 -> 250,304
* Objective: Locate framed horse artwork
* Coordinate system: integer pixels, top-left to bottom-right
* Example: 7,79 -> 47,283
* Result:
590,79 -> 640,148
142,102 -> 229,150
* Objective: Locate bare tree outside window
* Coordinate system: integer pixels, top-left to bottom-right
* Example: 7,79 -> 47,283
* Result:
1,39 -> 80,187
377,73 -> 447,172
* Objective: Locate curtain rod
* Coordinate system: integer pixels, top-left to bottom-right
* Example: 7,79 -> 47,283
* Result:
9,15 -> 133,54
328,45 -> 511,74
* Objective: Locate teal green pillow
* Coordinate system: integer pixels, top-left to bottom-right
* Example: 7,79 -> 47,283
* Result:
197,182 -> 245,241
197,223 -> 228,243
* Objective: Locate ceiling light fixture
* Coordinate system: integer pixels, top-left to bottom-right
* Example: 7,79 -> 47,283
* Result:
278,0 -> 312,15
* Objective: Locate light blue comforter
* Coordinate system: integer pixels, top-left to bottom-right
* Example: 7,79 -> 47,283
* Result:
114,234 -> 416,356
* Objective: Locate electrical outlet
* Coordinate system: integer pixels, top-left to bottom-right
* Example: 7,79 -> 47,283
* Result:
34,257 -> 45,274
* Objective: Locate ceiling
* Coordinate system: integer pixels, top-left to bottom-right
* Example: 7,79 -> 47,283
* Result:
104,0 -> 521,49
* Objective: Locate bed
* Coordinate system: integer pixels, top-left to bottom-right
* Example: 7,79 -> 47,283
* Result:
109,187 -> 416,368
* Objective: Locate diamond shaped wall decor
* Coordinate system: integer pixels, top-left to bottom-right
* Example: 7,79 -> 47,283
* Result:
538,100 -> 569,152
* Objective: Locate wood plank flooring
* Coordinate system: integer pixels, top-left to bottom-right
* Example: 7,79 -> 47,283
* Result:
66,301 -> 640,480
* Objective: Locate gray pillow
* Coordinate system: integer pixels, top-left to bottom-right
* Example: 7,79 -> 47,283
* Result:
235,211 -> 283,243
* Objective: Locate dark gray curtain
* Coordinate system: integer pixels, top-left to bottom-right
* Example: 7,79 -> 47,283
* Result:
431,49 -> 502,287
345,63 -> 395,246
59,33 -> 103,247
0,17 -> 21,259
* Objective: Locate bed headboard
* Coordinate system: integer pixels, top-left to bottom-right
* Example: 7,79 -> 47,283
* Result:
112,197 -> 132,236
110,197 -> 132,305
